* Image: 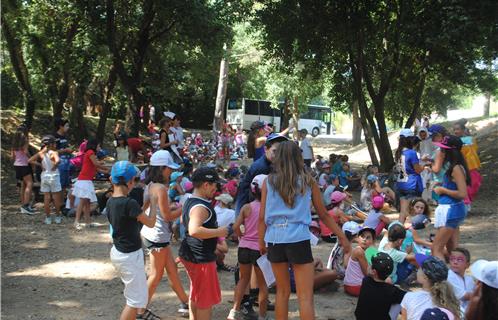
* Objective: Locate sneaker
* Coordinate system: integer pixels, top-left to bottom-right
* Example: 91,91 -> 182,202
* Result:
227,309 -> 243,320
54,215 -> 63,224
21,205 -> 36,215
217,263 -> 236,272
74,222 -> 83,231
137,309 -> 161,320
44,217 -> 52,225
177,302 -> 189,317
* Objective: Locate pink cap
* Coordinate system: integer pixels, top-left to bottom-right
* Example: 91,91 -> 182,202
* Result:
330,191 -> 347,204
183,181 -> 194,192
372,195 -> 385,209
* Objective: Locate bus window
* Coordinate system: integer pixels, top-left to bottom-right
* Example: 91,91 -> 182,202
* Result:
245,100 -> 259,115
259,101 -> 274,116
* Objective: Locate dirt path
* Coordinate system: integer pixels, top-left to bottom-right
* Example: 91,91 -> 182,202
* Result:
2,117 -> 497,319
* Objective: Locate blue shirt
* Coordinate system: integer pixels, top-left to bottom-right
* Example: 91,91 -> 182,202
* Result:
396,149 -> 422,193
254,145 -> 265,161
339,171 -> 350,187
235,155 -> 272,216
264,179 -> 311,244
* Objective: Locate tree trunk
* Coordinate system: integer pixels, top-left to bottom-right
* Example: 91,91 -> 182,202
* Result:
1,15 -> 37,129
291,96 -> 300,139
68,82 -> 88,143
483,91 -> 491,118
351,99 -> 362,145
96,65 -> 117,142
372,98 -> 395,171
213,45 -> 229,136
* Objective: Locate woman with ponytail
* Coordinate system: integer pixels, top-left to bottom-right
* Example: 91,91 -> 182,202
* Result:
401,255 -> 460,320
247,120 -> 292,162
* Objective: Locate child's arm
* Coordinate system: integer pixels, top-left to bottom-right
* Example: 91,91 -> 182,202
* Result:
89,153 -> 109,173
411,229 -> 432,248
312,181 -> 350,249
137,193 -> 157,227
233,204 -> 249,237
258,181 -> 268,254
188,206 -> 228,239
51,151 -> 60,169
353,247 -> 369,276
175,184 -> 185,195
154,185 -> 182,221
216,239 -> 228,253
400,308 -> 408,320
379,214 -> 391,225
405,253 -> 417,266
28,149 -> 42,166
434,165 -> 468,200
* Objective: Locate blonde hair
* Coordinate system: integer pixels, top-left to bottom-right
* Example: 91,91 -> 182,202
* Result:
268,141 -> 314,207
430,281 -> 461,319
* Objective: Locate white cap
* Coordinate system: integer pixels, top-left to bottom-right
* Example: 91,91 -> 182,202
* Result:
471,259 -> 498,289
251,174 -> 267,191
400,128 -> 414,137
215,193 -> 234,204
163,111 -> 176,119
342,221 -> 361,235
149,150 -> 180,169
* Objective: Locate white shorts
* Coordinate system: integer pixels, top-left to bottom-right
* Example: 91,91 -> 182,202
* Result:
110,246 -> 148,309
72,180 -> 97,202
40,172 -> 62,193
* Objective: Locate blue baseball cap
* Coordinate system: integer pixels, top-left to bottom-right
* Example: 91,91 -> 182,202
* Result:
428,124 -> 446,135
111,161 -> 139,184
367,174 -> 379,184
265,133 -> 289,146
171,171 -> 184,181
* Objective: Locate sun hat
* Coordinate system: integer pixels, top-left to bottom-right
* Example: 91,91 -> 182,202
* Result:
416,254 -> 448,283
330,191 -> 347,204
163,111 -> 176,119
418,127 -> 430,136
149,150 -> 180,169
371,252 -> 394,278
111,161 -> 139,184
191,166 -> 222,183
432,135 -> 463,150
342,221 -> 361,235
170,171 -> 184,181
372,195 -> 385,209
420,308 -> 452,320
265,133 -> 289,146
251,174 -> 267,192
215,193 -> 234,204
428,124 -> 447,135
367,174 -> 379,184
400,128 -> 414,137
470,259 -> 498,289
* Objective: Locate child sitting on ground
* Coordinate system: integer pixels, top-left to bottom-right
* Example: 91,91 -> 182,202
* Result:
323,174 -> 339,207
402,198 -> 434,255
214,193 -> 235,228
355,252 -> 407,320
378,222 -> 417,284
447,247 -> 475,314
327,221 -> 360,279
168,171 -> 185,201
339,162 -> 361,190
360,174 -> 396,211
320,191 -> 353,243
363,195 -> 391,236
401,255 -> 460,320
344,226 -> 376,296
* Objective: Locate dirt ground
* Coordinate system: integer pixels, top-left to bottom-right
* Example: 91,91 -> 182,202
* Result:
1,117 -> 497,319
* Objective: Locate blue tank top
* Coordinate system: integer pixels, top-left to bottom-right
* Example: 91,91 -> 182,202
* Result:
253,145 -> 265,161
439,174 -> 461,205
264,179 -> 312,244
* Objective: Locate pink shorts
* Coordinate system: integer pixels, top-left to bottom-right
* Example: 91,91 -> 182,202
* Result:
180,259 -> 221,309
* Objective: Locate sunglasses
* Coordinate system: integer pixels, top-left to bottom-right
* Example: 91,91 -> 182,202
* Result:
449,256 -> 466,263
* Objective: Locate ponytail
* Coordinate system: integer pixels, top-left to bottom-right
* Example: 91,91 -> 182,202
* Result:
430,281 -> 461,319
247,130 -> 256,158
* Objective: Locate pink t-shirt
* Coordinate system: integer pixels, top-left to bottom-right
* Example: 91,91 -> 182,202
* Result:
14,150 -> 29,166
239,201 -> 260,251
344,257 -> 364,286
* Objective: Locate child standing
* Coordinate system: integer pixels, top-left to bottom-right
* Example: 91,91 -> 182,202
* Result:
29,135 -> 63,224
12,126 -> 35,214
363,196 -> 391,236
228,174 -> 269,320
355,252 -> 406,320
73,139 -> 109,230
299,129 -> 314,168
343,227 -> 375,296
258,141 -> 349,319
107,161 -> 159,320
115,135 -> 131,161
179,166 -> 231,320
447,247 -> 475,314
401,255 -> 460,320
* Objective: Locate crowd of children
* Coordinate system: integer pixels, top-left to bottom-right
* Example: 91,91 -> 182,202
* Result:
10,115 -> 497,320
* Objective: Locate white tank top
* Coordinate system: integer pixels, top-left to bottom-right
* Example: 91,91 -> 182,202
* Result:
140,183 -> 172,243
42,151 -> 57,173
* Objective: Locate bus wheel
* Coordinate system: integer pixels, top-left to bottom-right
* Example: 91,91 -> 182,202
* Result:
311,127 -> 320,137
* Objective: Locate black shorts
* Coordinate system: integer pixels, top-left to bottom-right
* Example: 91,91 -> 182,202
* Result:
15,166 -> 32,180
399,189 -> 422,200
238,247 -> 261,265
267,240 -> 313,264
143,238 -> 170,250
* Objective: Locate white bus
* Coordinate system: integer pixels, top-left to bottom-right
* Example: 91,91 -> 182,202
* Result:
226,98 -> 333,136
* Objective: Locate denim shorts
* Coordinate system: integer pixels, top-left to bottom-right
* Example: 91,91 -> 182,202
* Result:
398,189 -> 421,200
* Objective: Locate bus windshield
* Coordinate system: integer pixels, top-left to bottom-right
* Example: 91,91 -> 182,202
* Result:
301,106 -> 330,121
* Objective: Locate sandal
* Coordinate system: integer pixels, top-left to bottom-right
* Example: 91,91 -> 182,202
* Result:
137,309 -> 161,320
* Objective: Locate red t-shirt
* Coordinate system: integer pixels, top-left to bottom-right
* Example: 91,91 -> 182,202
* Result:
78,150 -> 96,180
127,138 -> 143,154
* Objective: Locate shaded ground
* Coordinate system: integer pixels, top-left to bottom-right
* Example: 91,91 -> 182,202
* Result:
1,113 -> 497,319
